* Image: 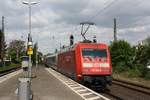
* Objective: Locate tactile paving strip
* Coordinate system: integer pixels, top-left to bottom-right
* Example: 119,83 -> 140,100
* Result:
46,68 -> 110,100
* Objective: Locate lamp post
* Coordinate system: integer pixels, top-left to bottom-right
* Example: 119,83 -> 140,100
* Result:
23,0 -> 38,78
35,42 -> 38,69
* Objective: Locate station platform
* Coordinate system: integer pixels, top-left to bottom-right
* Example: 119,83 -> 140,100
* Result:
31,66 -> 83,100
0,66 -> 83,100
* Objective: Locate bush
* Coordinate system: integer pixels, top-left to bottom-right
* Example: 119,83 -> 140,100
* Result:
131,64 -> 150,80
113,62 -> 129,73
109,40 -> 134,71
109,38 -> 150,80
0,61 -> 11,67
145,70 -> 150,80
127,67 -> 141,78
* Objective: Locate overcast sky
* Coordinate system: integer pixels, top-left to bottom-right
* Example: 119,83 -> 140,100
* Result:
0,0 -> 150,54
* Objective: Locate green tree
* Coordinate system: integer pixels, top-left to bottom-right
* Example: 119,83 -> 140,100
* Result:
109,40 -> 134,72
134,37 -> 150,79
0,30 -> 7,66
134,37 -> 150,66
32,42 -> 38,64
134,45 -> 147,66
8,40 -> 26,63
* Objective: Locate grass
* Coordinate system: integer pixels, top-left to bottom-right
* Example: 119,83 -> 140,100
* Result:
0,63 -> 21,73
113,73 -> 150,88
113,65 -> 150,88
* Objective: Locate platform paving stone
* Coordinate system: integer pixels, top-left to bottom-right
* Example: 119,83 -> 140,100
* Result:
32,66 -> 83,100
0,65 -> 84,100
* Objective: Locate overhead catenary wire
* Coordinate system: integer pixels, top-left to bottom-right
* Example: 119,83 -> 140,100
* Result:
87,0 -> 119,22
116,0 -> 148,28
73,0 -> 119,42
119,15 -> 150,29
85,0 -> 150,40
87,0 -> 144,28
62,0 -> 119,39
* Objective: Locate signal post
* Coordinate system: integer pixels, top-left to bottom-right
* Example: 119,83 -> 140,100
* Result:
17,40 -> 33,100
17,1 -> 37,99
27,41 -> 33,78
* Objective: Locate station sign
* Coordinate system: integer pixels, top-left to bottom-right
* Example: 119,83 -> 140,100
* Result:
27,47 -> 33,55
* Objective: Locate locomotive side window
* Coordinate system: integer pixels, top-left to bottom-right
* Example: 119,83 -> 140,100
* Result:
82,49 -> 107,58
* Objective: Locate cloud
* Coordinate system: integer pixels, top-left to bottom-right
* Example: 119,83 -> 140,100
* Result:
0,0 -> 150,54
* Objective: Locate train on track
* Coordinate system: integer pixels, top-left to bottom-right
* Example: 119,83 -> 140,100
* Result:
44,22 -> 112,89
45,41 -> 112,89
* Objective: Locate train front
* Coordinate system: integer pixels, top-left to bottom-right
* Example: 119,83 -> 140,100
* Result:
80,43 -> 112,88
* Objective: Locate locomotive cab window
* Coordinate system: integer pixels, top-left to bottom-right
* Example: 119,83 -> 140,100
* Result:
82,49 -> 107,58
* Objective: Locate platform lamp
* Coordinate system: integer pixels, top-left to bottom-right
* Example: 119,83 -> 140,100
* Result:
22,0 -> 38,78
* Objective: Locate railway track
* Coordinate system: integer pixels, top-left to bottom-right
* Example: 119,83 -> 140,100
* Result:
112,79 -> 150,95
45,65 -> 150,100
100,79 -> 150,100
0,67 -> 20,77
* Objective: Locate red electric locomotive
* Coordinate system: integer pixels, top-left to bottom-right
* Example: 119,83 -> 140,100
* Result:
57,42 -> 112,88
45,22 -> 112,88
